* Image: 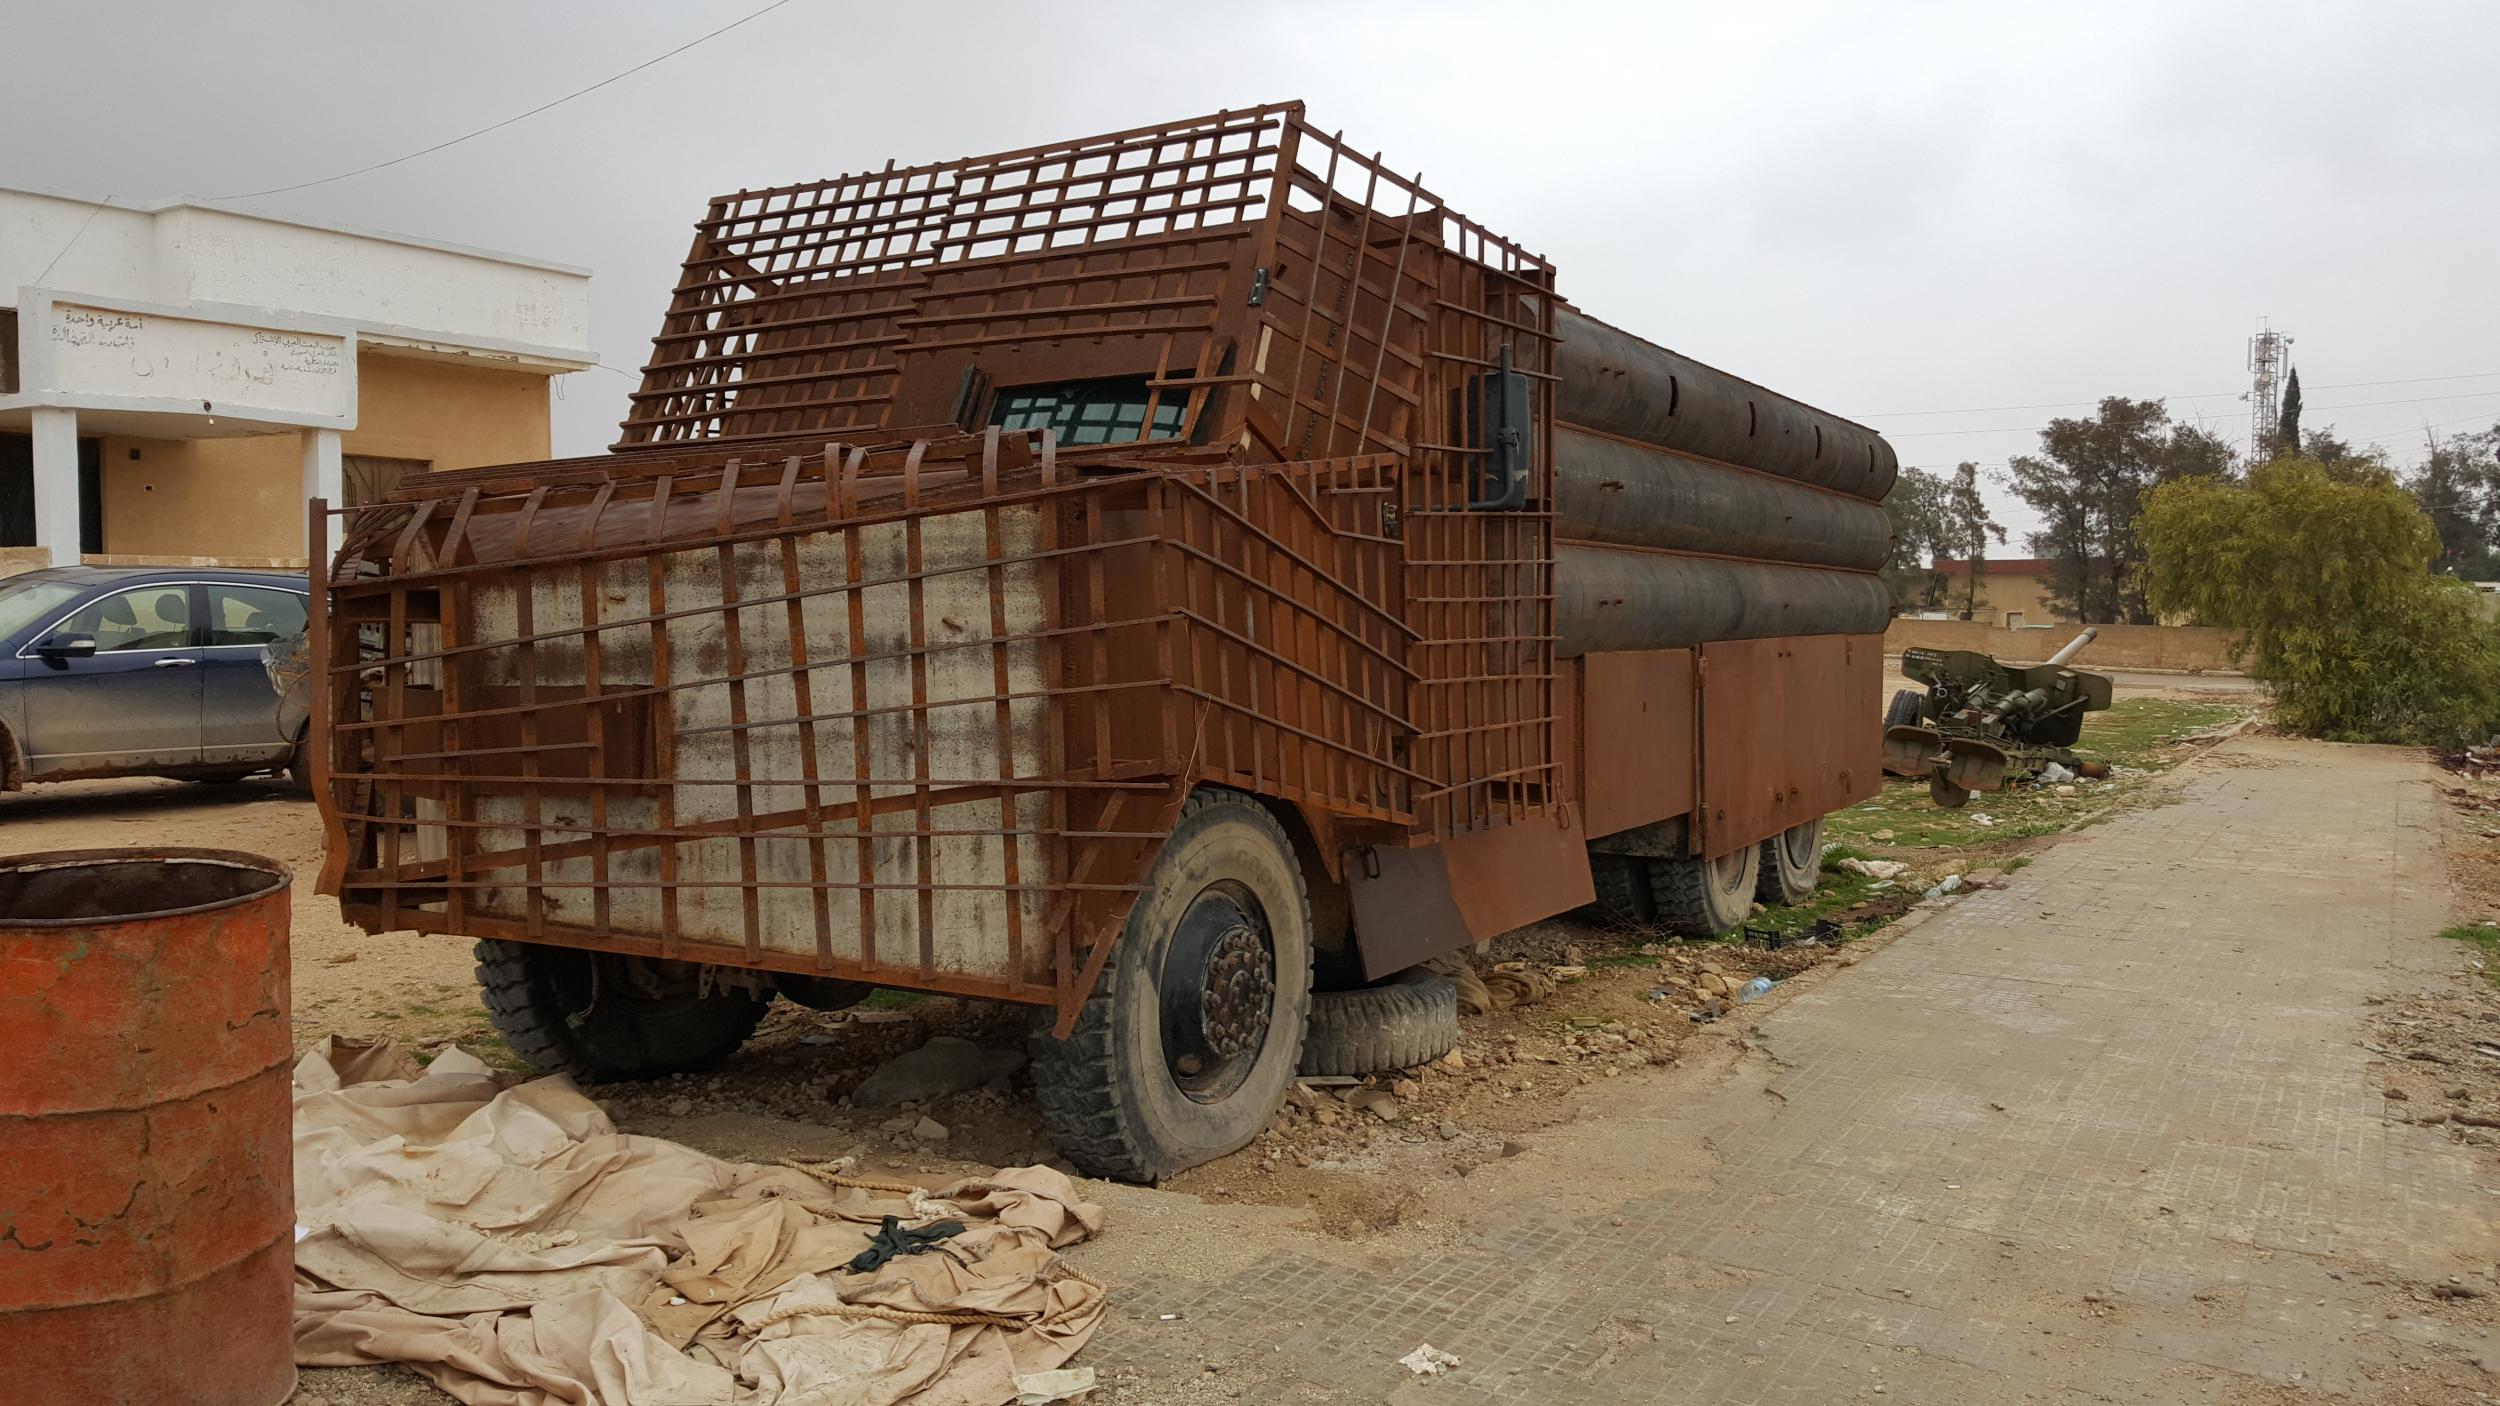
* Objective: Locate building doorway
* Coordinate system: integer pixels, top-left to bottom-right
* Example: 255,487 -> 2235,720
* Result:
0,433 -> 104,555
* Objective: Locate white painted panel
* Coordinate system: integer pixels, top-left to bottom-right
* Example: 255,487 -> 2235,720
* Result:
43,302 -> 351,418
0,192 -> 159,303
167,208 -> 591,357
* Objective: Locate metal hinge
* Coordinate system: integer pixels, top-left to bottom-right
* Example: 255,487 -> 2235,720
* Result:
1248,267 -> 1268,306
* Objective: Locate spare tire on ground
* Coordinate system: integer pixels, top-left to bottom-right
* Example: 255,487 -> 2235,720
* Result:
1298,966 -> 1459,1077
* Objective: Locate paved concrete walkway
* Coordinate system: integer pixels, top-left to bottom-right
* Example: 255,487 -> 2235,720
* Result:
1097,740 -> 2500,1403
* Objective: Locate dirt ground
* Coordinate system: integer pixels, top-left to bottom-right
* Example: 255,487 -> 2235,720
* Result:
44,671 -> 2498,1406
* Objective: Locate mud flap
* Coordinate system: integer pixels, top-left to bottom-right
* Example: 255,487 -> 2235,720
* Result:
1346,808 -> 1594,980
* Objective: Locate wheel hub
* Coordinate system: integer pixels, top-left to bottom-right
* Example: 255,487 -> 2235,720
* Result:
1198,923 -> 1276,1059
1158,883 -> 1277,1102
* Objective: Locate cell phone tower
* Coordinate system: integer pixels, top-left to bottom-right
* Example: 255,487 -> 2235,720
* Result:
2246,319 -> 2293,462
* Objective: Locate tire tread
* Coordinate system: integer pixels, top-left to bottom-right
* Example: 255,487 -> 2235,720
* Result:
1030,790 -> 1313,1182
1648,846 -> 1759,939
1299,968 -> 1459,1076
472,940 -> 765,1082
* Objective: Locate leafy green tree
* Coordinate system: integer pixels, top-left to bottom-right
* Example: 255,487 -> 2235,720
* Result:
1878,466 -> 1954,609
2276,366 -> 2302,457
2139,456 -> 2500,745
1945,460 -> 2005,618
2408,424 -> 2500,577
1880,463 -> 2010,614
2296,426 -> 2394,482
2003,398 -> 2237,623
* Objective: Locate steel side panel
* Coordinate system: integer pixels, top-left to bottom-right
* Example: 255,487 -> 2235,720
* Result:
1348,810 -> 1596,979
1578,649 -> 1694,838
1696,633 -> 1880,858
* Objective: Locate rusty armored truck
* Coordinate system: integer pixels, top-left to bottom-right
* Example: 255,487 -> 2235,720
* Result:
311,104 -> 1898,1180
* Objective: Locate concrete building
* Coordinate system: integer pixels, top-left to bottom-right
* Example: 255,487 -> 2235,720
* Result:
0,188 -> 593,573
1926,556 -> 2065,627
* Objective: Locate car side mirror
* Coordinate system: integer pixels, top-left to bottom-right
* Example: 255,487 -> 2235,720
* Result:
36,633 -> 97,660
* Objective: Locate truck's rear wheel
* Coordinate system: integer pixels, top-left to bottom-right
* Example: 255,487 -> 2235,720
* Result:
1031,790 -> 1313,1183
1649,844 -> 1760,939
474,941 -> 767,1082
1584,853 -> 1656,926
1756,817 -> 1824,905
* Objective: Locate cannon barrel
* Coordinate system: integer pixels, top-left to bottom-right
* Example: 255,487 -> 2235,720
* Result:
2043,628 -> 2099,668
1554,305 -> 1898,501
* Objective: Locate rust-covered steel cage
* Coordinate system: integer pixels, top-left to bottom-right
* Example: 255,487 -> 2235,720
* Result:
315,104 -> 1562,1028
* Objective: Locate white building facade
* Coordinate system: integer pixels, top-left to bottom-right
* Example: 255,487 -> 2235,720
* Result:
0,189 -> 594,568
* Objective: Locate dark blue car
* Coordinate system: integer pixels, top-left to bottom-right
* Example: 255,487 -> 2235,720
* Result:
0,566 -> 314,792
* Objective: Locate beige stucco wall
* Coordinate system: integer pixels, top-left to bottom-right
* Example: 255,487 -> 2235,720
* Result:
1927,568 -> 2062,626
1885,617 -> 2243,672
94,350 -> 553,560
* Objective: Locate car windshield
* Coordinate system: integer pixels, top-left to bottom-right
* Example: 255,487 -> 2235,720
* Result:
0,578 -> 87,644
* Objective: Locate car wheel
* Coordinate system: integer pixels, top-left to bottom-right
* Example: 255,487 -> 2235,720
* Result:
284,731 -> 316,798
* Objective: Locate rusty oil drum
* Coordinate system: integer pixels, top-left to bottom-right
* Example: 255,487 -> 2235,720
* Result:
0,848 -> 296,1406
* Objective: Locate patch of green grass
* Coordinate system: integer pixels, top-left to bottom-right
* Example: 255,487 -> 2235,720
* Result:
857,988 -> 932,1011
1827,697 -> 2250,854
1746,869 -> 1910,940
2074,698 -> 2247,769
2437,924 -> 2500,987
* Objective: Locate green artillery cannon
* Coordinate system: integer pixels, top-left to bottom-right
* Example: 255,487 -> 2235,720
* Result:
1883,628 -> 2114,807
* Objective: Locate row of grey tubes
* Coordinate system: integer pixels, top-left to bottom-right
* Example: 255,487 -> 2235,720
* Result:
1546,306 -> 1898,656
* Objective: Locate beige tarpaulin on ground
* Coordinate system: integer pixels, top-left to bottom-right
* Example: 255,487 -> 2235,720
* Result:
290,1039 -> 1106,1406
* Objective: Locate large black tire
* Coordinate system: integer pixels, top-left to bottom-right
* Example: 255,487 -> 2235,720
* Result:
474,941 -> 768,1082
1584,853 -> 1656,926
1648,845 -> 1761,939
1756,817 -> 1825,905
1885,689 -> 1926,729
284,730 -> 317,799
1298,967 -> 1459,1077
1031,790 -> 1314,1183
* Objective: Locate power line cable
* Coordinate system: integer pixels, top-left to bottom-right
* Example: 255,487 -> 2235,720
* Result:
212,0 -> 801,201
29,194 -> 114,289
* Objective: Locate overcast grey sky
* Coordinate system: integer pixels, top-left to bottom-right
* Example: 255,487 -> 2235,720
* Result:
7,0 -> 2496,543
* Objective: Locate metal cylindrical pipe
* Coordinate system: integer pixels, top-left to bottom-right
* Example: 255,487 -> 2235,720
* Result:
2044,627 -> 2099,667
1556,545 -> 1892,657
0,849 -> 296,1406
1555,306 -> 1899,501
1555,427 -> 1893,571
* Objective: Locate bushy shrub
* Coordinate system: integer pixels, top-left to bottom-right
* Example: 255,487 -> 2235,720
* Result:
2138,458 -> 2500,745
